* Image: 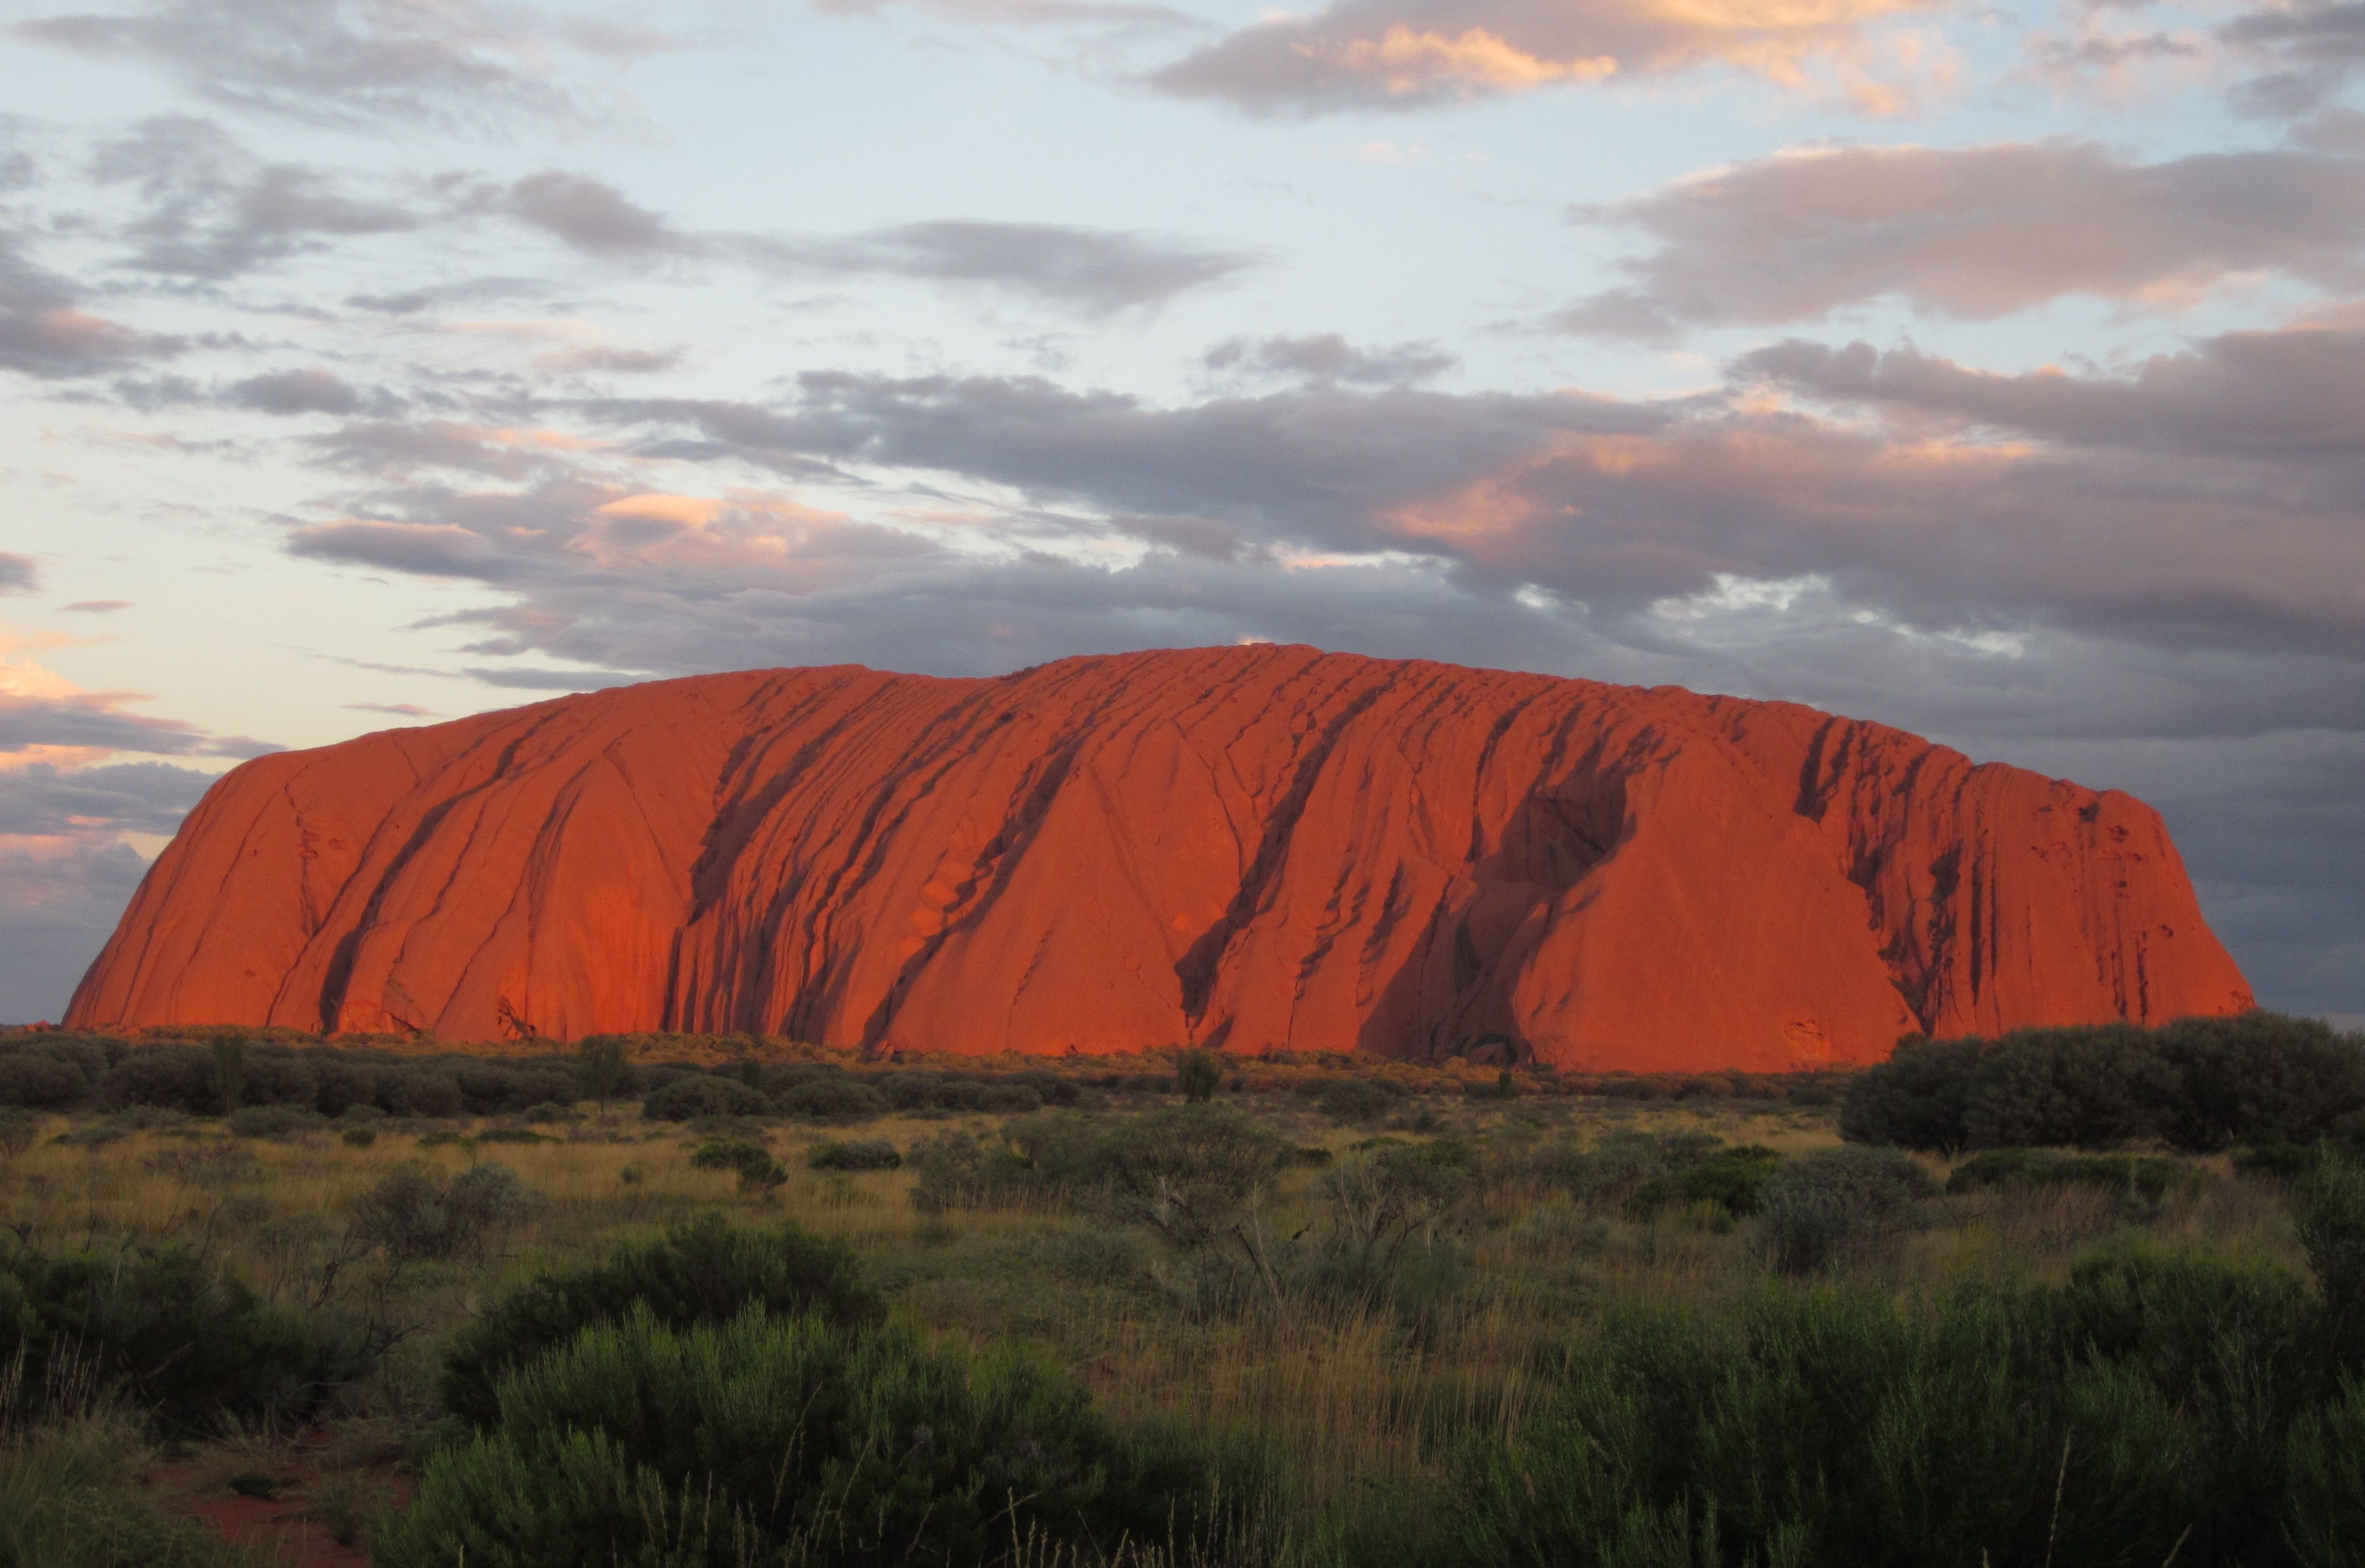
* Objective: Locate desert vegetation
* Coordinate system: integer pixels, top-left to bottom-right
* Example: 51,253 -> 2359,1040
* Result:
0,1015 -> 2360,1565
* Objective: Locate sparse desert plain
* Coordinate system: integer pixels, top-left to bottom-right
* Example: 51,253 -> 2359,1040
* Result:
2,1014 -> 2362,1566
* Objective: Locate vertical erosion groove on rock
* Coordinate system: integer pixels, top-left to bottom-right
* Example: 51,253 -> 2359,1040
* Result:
64,646 -> 2254,1070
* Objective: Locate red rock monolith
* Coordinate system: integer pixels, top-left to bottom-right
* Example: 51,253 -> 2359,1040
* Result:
65,646 -> 2253,1069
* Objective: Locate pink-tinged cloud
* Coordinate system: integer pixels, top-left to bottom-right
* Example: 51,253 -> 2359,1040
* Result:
1560,141 -> 2365,335
1149,0 -> 1952,116
62,599 -> 133,613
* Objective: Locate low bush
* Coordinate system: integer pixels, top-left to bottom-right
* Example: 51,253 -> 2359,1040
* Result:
1756,1146 -> 1935,1274
1622,1144 -> 1785,1222
437,1216 -> 881,1427
383,1308 -> 1231,1568
808,1138 -> 902,1171
1417,1258 -> 2349,1568
0,1414 -> 240,1567
0,1040 -> 105,1112
1843,1012 -> 2365,1156
774,1075 -> 888,1122
0,1238 -> 362,1435
642,1074 -> 768,1122
1947,1147 -> 2211,1205
1316,1077 -> 1400,1124
224,1104 -> 322,1139
351,1164 -> 539,1262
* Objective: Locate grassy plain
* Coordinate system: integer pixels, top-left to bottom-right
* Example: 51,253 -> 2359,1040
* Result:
0,1065 -> 2315,1562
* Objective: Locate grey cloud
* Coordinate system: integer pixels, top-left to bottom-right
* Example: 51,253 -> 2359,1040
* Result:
478,170 -> 687,256
12,0 -> 673,129
472,172 -> 1260,311
0,839 -> 149,1024
0,239 -> 183,377
461,665 -> 643,690
0,554 -> 36,593
534,344 -> 683,375
1736,330 -> 2365,462
90,116 -> 425,280
0,760 -> 216,838
1560,142 -> 2365,335
1202,332 -> 1456,385
2224,0 -> 2365,117
0,694 -> 267,762
774,220 -> 1263,315
345,701 -> 435,716
288,518 -> 528,580
63,600 -> 132,613
229,368 -> 369,415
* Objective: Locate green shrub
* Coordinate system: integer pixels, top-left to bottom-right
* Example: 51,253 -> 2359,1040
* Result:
1316,1078 -> 1399,1124
0,1415 -> 240,1567
437,1216 -> 881,1427
1431,1285 -> 2204,1568
0,1238 -> 362,1435
224,1104 -> 321,1139
0,1109 -> 38,1160
774,1076 -> 888,1122
385,1307 -> 1228,1568
2286,1375 -> 2365,1568
642,1074 -> 767,1122
0,1041 -> 104,1112
808,1138 -> 902,1171
1946,1148 -> 2212,1205
351,1164 -> 539,1262
1623,1145 -> 1784,1222
1756,1146 -> 1935,1274
1176,1048 -> 1223,1104
1843,1014 -> 2365,1156
2298,1156 -> 2365,1371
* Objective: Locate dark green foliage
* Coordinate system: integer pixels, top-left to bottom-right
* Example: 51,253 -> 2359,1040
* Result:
351,1164 -> 538,1262
1755,1146 -> 1934,1274
1623,1146 -> 1784,1222
1420,1249 -> 2355,1568
437,1216 -> 882,1428
1104,1104 -> 1289,1251
98,1048 -> 220,1116
808,1138 -> 902,1171
1946,1147 -> 2212,1204
690,1136 -> 769,1171
574,1035 -> 634,1106
376,1065 -> 464,1118
641,1073 -> 767,1121
2296,1157 -> 2365,1370
224,1104 -> 322,1138
0,1039 -> 107,1111
774,1075 -> 889,1122
1316,1077 -> 1400,1124
2285,1376 -> 2365,1568
208,1036 -> 246,1112
1176,1048 -> 1223,1104
0,1238 -> 364,1435
385,1307 -> 1227,1568
1843,1013 -> 2365,1155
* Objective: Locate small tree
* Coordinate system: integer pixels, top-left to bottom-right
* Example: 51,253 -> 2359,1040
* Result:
576,1036 -> 631,1114
1176,1048 -> 1222,1104
210,1034 -> 248,1114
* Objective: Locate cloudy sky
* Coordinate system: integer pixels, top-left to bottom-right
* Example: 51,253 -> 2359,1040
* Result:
2,0 -> 2360,1026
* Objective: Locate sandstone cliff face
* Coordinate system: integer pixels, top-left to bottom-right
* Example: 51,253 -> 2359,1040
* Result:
66,647 -> 2253,1070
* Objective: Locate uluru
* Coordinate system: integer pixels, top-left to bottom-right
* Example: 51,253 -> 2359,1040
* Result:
64,646 -> 2252,1071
